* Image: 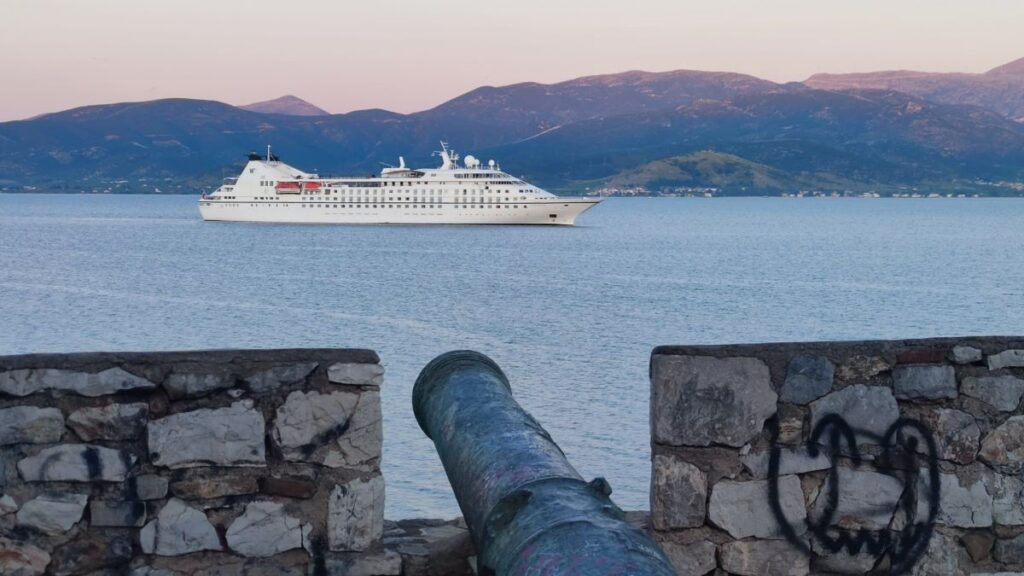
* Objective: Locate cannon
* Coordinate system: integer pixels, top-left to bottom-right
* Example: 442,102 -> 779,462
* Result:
413,351 -> 676,576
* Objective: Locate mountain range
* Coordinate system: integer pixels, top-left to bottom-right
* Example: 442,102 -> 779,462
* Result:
2,57 -> 1024,196
805,57 -> 1024,122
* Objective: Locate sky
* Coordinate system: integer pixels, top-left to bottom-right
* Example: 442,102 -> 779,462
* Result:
1,0 -> 1022,121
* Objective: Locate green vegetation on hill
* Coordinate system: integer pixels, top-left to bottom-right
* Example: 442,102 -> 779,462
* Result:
594,151 -> 829,194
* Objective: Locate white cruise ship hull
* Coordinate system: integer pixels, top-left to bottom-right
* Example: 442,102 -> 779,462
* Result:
199,197 -> 599,225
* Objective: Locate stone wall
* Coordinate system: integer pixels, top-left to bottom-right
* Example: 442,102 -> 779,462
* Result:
0,349 -> 401,576
650,337 -> 1024,575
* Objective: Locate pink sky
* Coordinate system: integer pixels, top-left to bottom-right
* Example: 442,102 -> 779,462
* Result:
1,0 -> 1022,121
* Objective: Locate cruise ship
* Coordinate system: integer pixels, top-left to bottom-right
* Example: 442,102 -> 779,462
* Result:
198,143 -> 600,225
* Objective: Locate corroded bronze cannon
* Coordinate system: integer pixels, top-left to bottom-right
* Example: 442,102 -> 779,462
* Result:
413,350 -> 676,576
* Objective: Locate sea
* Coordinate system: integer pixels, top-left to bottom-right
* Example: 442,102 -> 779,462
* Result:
2,194 -> 1022,519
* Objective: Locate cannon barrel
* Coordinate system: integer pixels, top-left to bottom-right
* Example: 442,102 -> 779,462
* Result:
413,351 -> 676,576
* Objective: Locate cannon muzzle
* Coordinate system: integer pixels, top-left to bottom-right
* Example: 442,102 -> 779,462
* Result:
413,351 -> 676,576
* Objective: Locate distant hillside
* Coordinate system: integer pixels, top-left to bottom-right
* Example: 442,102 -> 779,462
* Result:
805,57 -> 1024,121
2,63 -> 1024,196
239,95 -> 329,116
483,88 -> 1024,189
593,151 -> 833,195
426,69 -> 782,138
987,56 -> 1024,77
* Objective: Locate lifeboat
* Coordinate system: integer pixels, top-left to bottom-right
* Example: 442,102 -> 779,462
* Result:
275,181 -> 301,194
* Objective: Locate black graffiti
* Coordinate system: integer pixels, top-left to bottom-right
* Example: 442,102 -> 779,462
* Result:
767,414 -> 940,575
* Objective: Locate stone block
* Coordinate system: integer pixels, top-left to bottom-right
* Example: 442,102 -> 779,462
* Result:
909,531 -> 964,576
0,406 -> 64,445
658,540 -> 716,576
708,475 -> 806,539
836,355 -> 890,382
324,549 -> 402,576
170,475 -> 259,500
979,415 -> 1024,473
328,362 -> 384,386
950,345 -> 983,364
0,494 -> 17,515
0,367 -> 156,397
273,389 -> 382,470
961,530 -> 995,562
244,362 -> 318,393
780,355 -> 834,405
18,444 -> 135,482
16,493 -> 89,534
989,471 -> 1024,525
651,453 -> 706,529
162,369 -> 235,399
49,532 -> 133,575
808,385 -> 899,446
962,375 -> 1024,412
0,536 -> 50,575
652,355 -> 776,447
148,402 -> 265,469
130,474 -> 169,500
90,500 -> 146,527
811,468 -> 903,530
919,408 -> 980,464
741,446 -> 831,479
989,349 -> 1024,370
897,348 -> 948,365
385,522 -> 474,576
995,533 -> 1024,564
918,471 -> 992,528
226,501 -> 308,558
720,539 -> 810,576
67,402 -> 148,441
140,498 -> 221,556
893,364 -> 957,400
261,476 -> 318,499
328,475 -> 384,552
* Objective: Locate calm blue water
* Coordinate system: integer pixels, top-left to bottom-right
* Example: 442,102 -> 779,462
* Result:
2,194 -> 1023,518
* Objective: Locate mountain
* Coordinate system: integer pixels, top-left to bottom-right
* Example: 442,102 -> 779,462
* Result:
985,56 -> 1024,76
805,57 -> 1024,121
0,69 -> 785,189
2,66 -> 1024,195
425,70 -> 781,139
481,88 -> 1024,192
239,95 -> 329,116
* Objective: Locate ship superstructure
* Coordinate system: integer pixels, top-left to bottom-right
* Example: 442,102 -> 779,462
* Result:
198,143 -> 599,225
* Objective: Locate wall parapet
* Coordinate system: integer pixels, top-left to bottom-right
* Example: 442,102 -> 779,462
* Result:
650,336 -> 1024,576
0,349 -> 393,575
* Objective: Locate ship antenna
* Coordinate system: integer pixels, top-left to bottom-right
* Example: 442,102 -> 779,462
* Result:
266,144 -> 271,162
435,141 -> 455,170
